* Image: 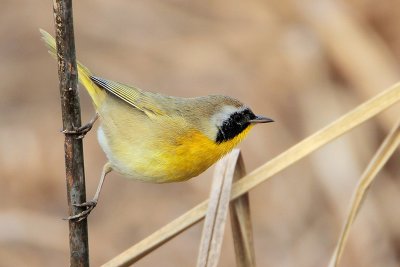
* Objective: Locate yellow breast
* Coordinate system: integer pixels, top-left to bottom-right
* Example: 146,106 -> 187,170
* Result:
132,125 -> 253,183
101,122 -> 253,183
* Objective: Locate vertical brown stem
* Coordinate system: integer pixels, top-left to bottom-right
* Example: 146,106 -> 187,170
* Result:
52,0 -> 90,266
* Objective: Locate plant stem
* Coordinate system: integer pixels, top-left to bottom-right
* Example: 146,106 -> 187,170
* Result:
52,0 -> 90,266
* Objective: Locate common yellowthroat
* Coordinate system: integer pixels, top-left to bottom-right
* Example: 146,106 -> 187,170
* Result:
40,29 -> 273,220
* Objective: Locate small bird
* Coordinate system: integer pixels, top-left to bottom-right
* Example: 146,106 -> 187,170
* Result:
40,29 -> 273,220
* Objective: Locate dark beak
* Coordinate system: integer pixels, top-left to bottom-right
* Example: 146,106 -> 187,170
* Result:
249,115 -> 274,124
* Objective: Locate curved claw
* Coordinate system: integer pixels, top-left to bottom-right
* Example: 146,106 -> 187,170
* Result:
64,200 -> 98,221
73,200 -> 97,208
62,123 -> 93,139
61,114 -> 98,139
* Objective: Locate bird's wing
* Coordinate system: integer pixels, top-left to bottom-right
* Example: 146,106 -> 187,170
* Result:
90,76 -> 166,116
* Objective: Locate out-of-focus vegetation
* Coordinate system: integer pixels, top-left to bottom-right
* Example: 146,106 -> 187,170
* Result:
0,1 -> 399,266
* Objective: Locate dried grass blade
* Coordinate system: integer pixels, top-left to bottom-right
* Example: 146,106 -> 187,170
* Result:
229,154 -> 256,267
197,149 -> 240,267
329,119 -> 400,267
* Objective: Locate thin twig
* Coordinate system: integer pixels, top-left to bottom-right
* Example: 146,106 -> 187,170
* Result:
52,0 -> 89,266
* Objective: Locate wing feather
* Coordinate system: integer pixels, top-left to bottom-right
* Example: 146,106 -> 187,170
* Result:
90,76 -> 165,116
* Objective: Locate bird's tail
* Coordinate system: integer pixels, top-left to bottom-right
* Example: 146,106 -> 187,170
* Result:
39,29 -> 105,108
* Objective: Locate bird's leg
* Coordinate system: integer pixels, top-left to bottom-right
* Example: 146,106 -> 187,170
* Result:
66,162 -> 112,222
62,113 -> 99,139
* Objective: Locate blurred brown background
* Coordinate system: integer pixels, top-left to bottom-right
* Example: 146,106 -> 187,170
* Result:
1,0 -> 399,266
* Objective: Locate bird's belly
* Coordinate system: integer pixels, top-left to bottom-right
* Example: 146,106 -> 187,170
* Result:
97,126 -> 227,183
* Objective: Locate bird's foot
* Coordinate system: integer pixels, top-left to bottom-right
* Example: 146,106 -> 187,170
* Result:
64,200 -> 98,222
61,114 -> 98,139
